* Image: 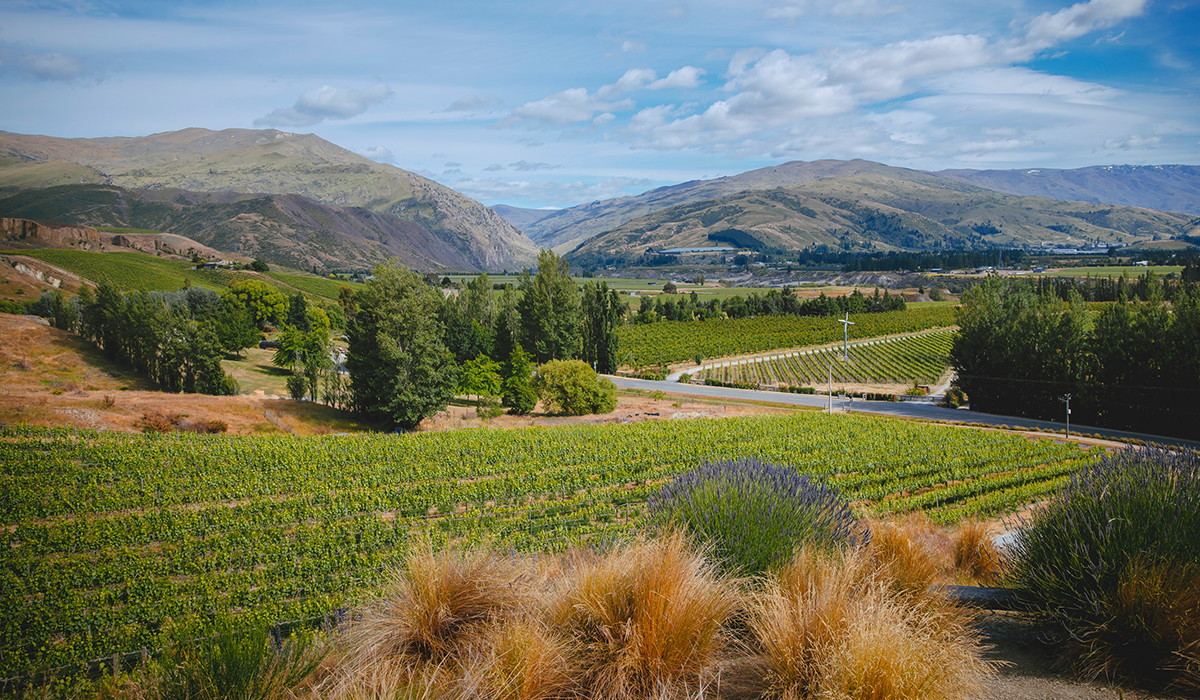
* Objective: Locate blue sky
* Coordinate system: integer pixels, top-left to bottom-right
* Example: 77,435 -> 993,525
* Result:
2,0 -> 1198,209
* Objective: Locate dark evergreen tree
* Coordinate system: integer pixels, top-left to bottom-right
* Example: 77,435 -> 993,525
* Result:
581,281 -> 622,374
501,345 -> 537,415
517,250 -> 580,364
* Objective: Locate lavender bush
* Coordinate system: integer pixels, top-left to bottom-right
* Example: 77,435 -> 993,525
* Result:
649,457 -> 860,576
1007,446 -> 1200,688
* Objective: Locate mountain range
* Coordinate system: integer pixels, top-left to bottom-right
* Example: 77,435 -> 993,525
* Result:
562,169 -> 1198,268
0,128 -> 538,272
497,161 -> 1200,256
1,127 -> 1197,273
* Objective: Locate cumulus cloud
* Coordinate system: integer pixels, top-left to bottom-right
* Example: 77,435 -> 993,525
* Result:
497,88 -> 635,127
451,176 -> 655,207
624,0 -> 1146,152
255,83 -> 392,127
357,146 -> 395,163
447,94 -> 503,111
484,163 -> 505,171
648,66 -> 706,90
14,51 -> 90,81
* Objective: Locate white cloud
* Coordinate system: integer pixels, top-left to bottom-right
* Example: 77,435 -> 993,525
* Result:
764,1 -> 810,22
498,87 -> 635,127
624,0 -> 1148,153
255,83 -> 392,127
1104,134 -> 1161,149
15,51 -> 89,81
356,145 -> 394,163
451,176 -> 656,206
597,68 -> 657,98
648,66 -> 706,90
1015,0 -> 1146,56
621,39 -> 647,53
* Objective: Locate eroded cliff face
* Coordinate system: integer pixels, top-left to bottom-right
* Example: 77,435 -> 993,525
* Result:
0,218 -> 101,250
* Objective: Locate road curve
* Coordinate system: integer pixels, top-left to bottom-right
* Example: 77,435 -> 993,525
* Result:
607,376 -> 1200,450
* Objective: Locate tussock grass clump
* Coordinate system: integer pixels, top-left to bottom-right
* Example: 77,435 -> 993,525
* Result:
750,546 -> 993,700
457,617 -> 574,700
649,457 -> 859,576
323,540 -> 527,697
952,519 -> 1001,584
1007,446 -> 1200,690
865,514 -> 941,597
543,532 -> 737,700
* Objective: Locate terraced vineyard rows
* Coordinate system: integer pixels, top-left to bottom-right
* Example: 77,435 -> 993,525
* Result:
700,330 -> 955,388
616,305 -> 956,367
0,418 -> 1093,682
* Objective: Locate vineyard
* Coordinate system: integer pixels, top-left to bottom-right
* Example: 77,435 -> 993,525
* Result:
0,417 -> 1093,683
615,305 -> 956,367
8,250 -> 353,301
698,329 -> 955,389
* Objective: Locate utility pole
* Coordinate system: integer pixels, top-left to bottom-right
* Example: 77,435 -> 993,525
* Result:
1059,393 -> 1072,439
828,361 -> 834,414
839,313 -> 855,362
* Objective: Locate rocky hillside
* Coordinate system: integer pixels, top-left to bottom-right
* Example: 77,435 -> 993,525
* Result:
565,172 -> 1198,268
0,184 -> 482,273
939,164 -> 1200,216
0,128 -> 538,272
521,159 -> 906,251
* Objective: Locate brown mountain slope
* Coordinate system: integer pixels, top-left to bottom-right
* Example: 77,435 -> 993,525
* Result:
565,173 -> 1197,267
0,184 -> 478,272
0,128 -> 537,271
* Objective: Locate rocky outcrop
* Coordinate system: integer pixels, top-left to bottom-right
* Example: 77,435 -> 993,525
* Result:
0,218 -> 101,250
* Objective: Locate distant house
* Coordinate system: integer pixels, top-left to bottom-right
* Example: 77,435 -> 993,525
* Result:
1134,260 -> 1149,267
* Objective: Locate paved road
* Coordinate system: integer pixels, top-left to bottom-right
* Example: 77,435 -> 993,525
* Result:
608,376 -> 1200,450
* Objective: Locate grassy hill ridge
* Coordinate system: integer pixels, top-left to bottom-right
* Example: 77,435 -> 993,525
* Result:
0,128 -> 538,271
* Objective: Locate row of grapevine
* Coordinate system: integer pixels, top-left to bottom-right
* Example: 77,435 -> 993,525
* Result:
699,330 -> 955,388
1,416 -> 1090,681
616,304 -> 956,366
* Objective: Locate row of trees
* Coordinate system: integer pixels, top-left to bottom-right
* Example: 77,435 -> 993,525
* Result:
631,286 -> 905,324
951,276 -> 1199,439
346,252 -> 622,429
76,284 -> 239,395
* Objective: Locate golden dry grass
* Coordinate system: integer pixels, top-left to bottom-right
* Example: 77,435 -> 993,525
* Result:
749,546 -> 994,700
542,532 -> 738,700
951,520 -> 1002,584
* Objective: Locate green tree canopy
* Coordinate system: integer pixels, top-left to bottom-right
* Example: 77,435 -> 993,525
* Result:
346,260 -> 458,429
518,250 -> 580,364
581,281 -> 623,374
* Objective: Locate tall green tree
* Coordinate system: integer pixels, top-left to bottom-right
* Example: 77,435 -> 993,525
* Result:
581,281 -> 623,374
501,345 -> 537,415
518,250 -> 580,364
214,294 -> 258,357
346,260 -> 458,429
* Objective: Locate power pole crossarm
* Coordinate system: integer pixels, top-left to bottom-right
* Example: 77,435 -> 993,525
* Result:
838,313 -> 855,363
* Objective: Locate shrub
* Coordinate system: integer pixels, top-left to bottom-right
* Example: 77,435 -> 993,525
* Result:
532,359 -> 617,416
137,411 -> 183,434
649,457 -> 860,576
952,519 -> 1000,584
285,373 -> 307,401
1007,446 -> 1200,689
